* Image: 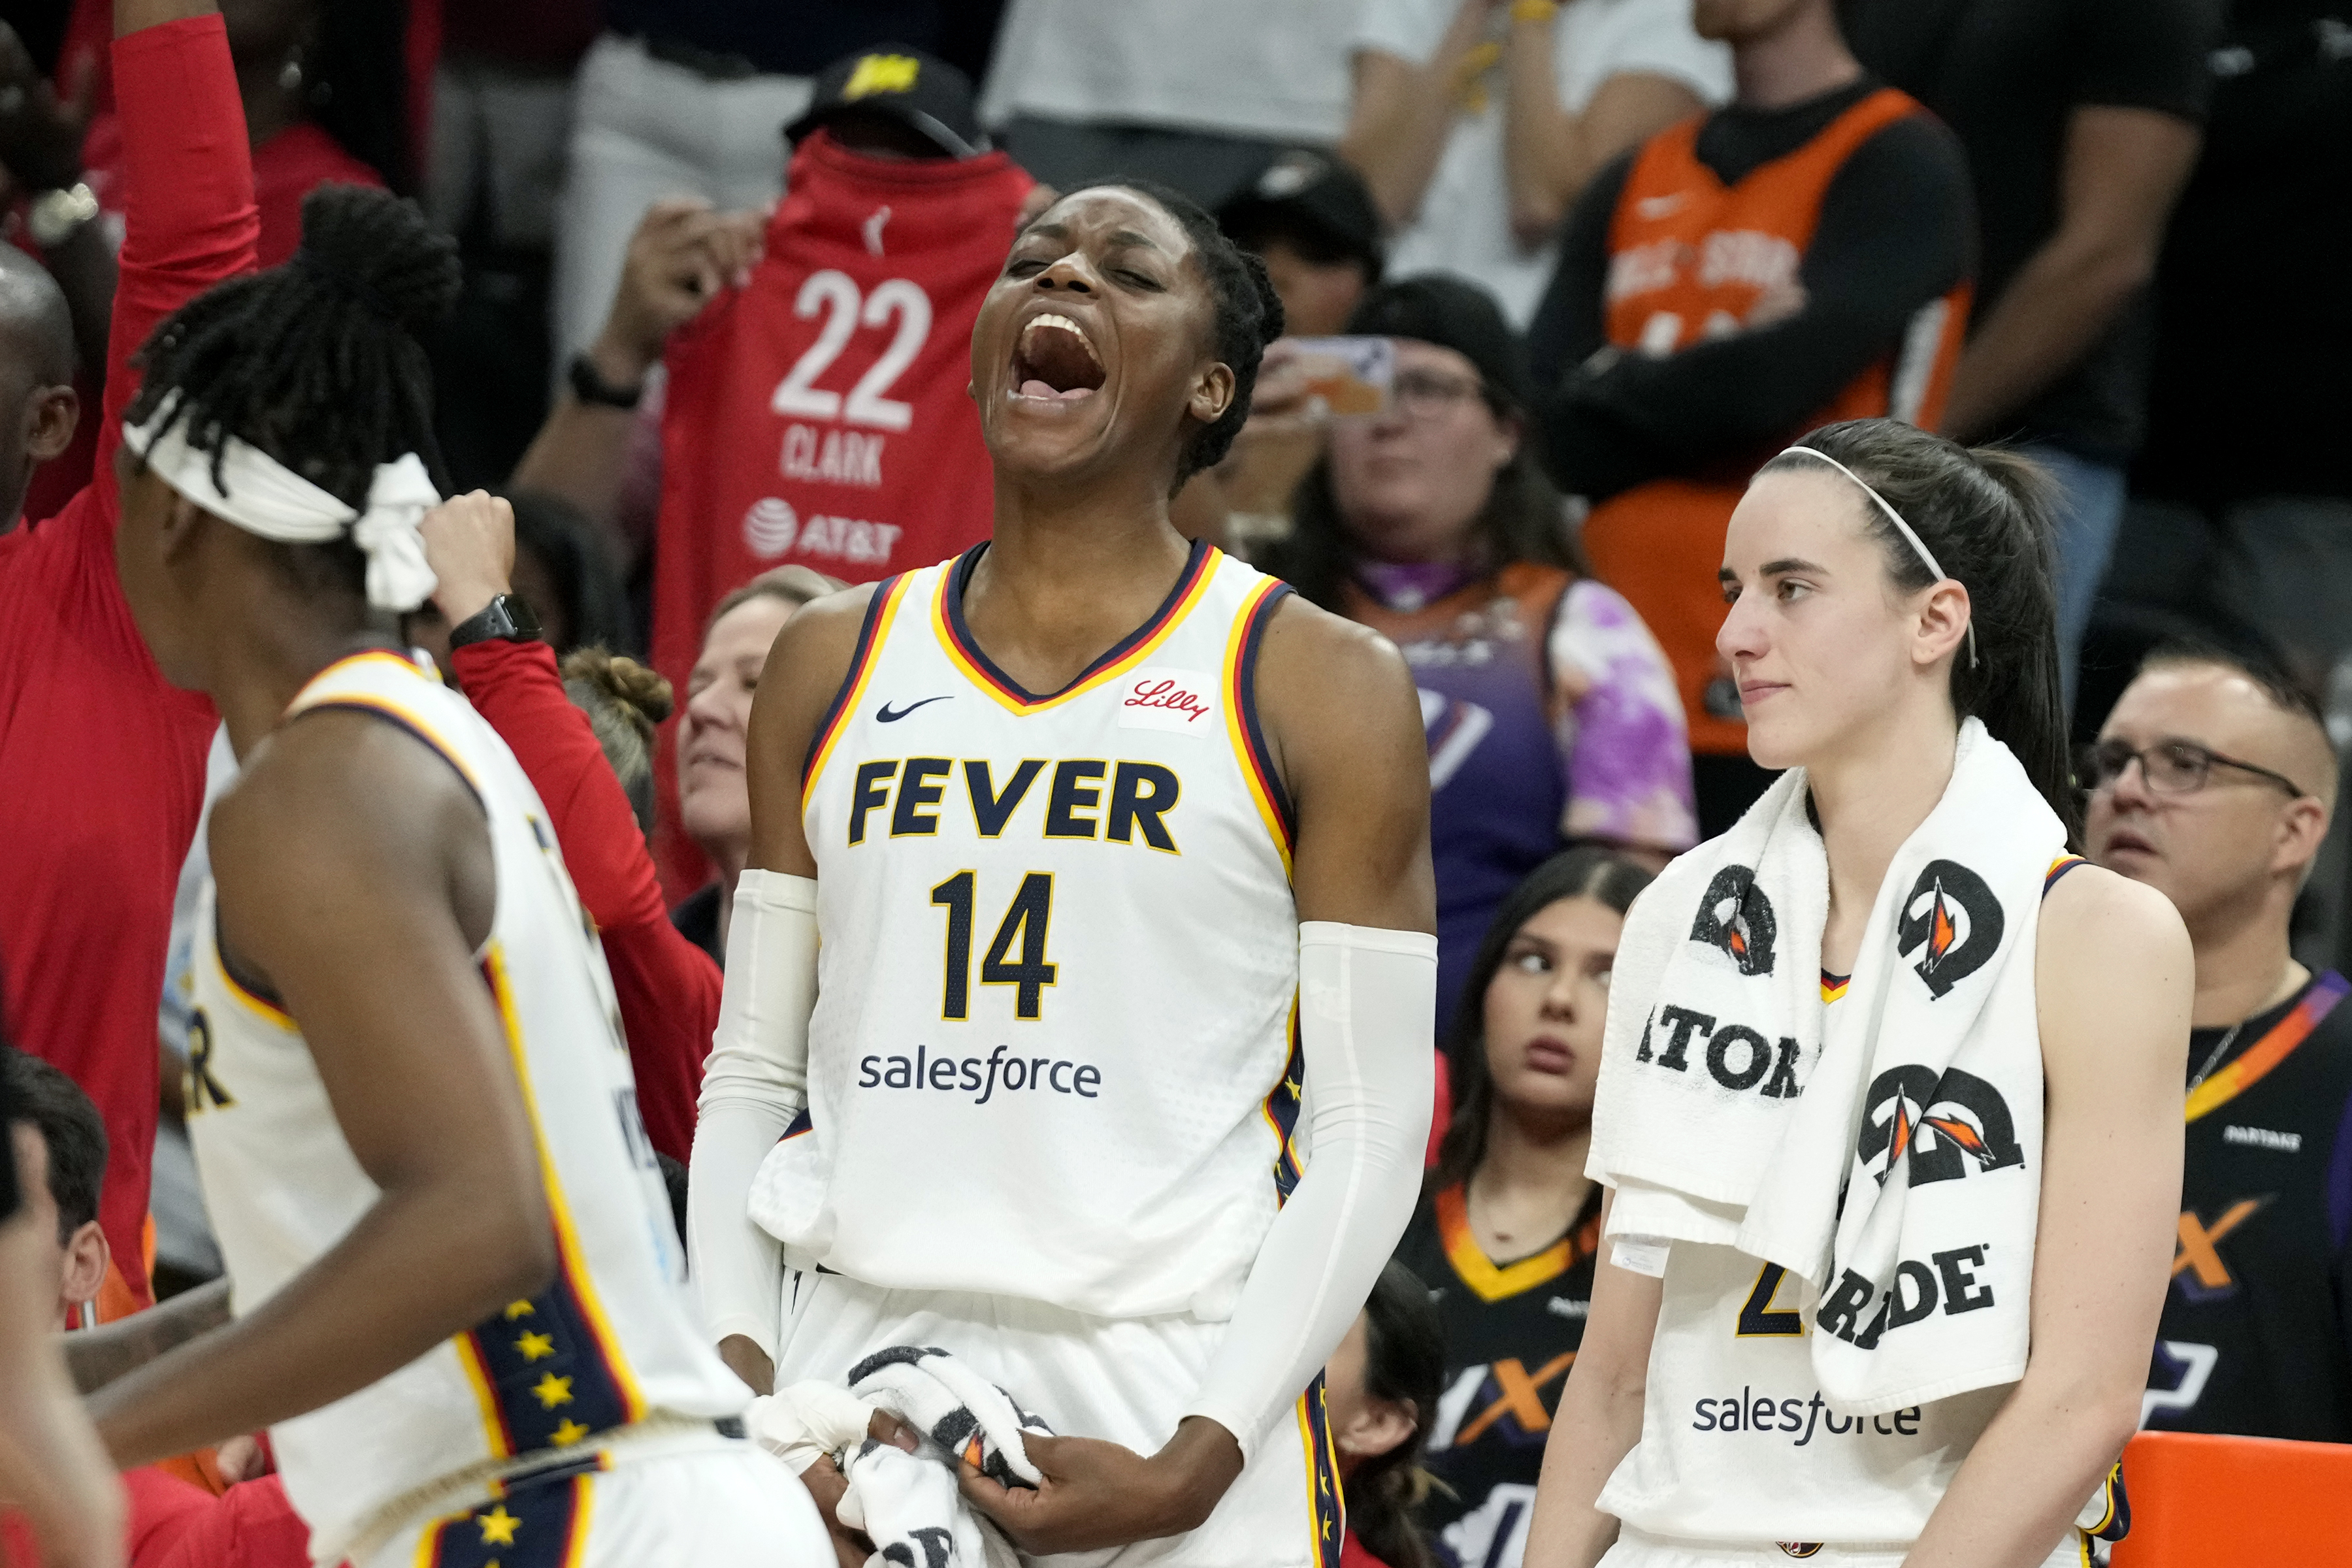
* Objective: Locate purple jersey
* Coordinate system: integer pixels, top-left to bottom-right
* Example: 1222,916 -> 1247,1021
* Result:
1347,564 -> 1694,1026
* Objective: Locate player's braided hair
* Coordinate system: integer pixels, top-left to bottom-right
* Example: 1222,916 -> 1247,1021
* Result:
123,183 -> 461,598
1071,177 -> 1285,494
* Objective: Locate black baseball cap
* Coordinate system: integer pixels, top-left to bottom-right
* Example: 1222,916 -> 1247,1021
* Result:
785,45 -> 989,159
1217,150 -> 1384,280
1346,274 -> 1534,410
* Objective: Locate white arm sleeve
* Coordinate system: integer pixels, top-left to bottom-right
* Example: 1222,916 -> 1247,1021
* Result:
1183,921 -> 1436,1458
687,869 -> 819,1360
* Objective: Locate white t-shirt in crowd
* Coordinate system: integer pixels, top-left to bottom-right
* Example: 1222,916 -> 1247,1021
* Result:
981,0 -> 1367,144
1352,0 -> 1732,325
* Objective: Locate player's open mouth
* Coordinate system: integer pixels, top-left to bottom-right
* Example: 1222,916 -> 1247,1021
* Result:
1009,313 -> 1105,401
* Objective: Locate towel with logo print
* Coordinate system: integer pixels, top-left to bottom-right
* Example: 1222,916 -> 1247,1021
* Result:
835,1344 -> 1051,1568
1590,717 -> 2065,1413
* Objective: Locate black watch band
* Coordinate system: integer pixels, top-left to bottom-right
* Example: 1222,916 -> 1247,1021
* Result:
448,593 -> 544,651
568,351 -> 645,410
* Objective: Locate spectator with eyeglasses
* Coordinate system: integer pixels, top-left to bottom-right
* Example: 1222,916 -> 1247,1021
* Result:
2082,643 -> 2352,1442
1260,274 -> 1693,1030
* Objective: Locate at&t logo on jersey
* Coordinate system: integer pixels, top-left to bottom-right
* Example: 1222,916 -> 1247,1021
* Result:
741,497 -> 904,566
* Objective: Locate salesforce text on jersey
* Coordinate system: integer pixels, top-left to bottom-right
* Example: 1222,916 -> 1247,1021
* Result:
858,1043 -> 1102,1105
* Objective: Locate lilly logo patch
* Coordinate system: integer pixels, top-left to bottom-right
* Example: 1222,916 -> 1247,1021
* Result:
1117,668 -> 1218,734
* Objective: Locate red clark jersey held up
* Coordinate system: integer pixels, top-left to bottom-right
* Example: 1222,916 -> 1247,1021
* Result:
654,130 -> 1033,679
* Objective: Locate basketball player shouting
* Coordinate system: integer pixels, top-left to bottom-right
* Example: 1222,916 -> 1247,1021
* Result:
690,180 -> 1439,1563
91,188 -> 828,1566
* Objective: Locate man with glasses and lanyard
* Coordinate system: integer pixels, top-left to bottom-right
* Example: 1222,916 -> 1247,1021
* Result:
2083,643 -> 2352,1441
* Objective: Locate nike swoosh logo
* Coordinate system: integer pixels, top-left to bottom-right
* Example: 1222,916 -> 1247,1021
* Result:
876,696 -> 953,723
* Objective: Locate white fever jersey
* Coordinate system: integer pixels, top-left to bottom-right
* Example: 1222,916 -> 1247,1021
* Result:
756,540 -> 1303,1320
184,651 -> 747,1554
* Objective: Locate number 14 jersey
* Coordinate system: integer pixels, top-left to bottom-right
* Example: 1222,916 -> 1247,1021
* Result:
751,541 -> 1304,1321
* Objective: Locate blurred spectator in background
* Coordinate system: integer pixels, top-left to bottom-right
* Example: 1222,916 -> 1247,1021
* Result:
1263,276 -> 1692,1021
2117,4 -> 2352,704
1343,0 -> 1729,327
1528,0 -> 1971,834
554,1 -> 1004,360
0,1043 -> 127,1568
1395,847 -> 1648,1568
1187,150 -> 1386,547
86,0 -> 406,259
1218,149 -> 1386,338
0,4 -> 255,1315
668,566 -> 840,962
22,0 -> 408,520
421,0 -> 598,489
2082,647 -> 2352,1443
1842,0 -> 2221,709
0,1049 -> 225,1568
417,491 -> 717,1162
1324,1259 -> 1445,1568
982,0 -> 1363,206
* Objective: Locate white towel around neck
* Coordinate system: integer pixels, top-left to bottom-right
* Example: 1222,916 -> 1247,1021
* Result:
1590,719 -> 2069,1411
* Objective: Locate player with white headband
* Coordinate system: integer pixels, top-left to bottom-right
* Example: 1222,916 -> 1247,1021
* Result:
1525,417 -> 2189,1568
94,183 -> 830,1567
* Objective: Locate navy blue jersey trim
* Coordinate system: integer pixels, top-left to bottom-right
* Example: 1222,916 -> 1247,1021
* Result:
944,537 -> 1212,705
1236,579 -> 1298,843
800,576 -> 905,783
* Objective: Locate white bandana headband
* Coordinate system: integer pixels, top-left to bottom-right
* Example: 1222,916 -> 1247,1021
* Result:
123,392 -> 442,612
1778,445 -> 1978,669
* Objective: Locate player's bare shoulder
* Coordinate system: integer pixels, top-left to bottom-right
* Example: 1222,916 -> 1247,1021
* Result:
1250,590 -> 1424,789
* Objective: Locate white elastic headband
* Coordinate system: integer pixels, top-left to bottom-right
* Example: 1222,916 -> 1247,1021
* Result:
1777,445 -> 1977,669
123,392 -> 442,612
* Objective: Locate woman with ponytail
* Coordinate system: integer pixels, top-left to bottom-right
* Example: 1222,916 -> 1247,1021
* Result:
1527,418 -> 2191,1568
95,184 -> 830,1562
1325,1260 -> 1445,1568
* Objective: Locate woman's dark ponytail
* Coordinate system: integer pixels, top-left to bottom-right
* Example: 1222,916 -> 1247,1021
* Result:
1348,1260 -> 1445,1568
1762,419 -> 2079,846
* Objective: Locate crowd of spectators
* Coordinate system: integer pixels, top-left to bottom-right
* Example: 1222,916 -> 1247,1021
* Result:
5,0 -> 2350,1564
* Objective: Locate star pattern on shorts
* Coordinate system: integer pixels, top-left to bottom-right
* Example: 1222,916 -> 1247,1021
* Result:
476,1505 -> 521,1547
551,1418 -> 593,1446
514,1330 -> 556,1362
503,1299 -> 535,1321
532,1372 -> 574,1409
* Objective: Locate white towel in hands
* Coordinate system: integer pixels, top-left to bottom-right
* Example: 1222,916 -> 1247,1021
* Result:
834,1345 -> 1055,1568
1591,718 -> 2068,1411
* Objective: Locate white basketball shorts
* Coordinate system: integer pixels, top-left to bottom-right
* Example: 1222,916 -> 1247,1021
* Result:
772,1270 -> 1344,1568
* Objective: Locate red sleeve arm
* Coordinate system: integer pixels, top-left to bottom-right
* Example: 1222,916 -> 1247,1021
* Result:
95,15 -> 260,510
448,638 -> 721,1162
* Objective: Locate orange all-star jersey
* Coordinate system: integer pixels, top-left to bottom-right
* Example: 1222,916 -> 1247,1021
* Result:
1582,88 -> 1970,756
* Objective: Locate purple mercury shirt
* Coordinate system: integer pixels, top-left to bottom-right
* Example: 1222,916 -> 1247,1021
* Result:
1347,562 -> 1695,1027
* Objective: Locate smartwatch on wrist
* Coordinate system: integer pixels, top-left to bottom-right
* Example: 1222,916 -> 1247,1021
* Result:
567,351 -> 645,410
447,593 -> 543,651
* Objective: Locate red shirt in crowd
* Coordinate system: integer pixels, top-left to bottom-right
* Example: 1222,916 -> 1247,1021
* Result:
1,1467 -> 220,1568
0,14 -> 257,1306
447,638 -> 715,1162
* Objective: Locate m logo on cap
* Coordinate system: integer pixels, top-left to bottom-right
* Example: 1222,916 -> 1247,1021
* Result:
1690,864 -> 1776,976
845,54 -> 921,99
1896,859 -> 2002,998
